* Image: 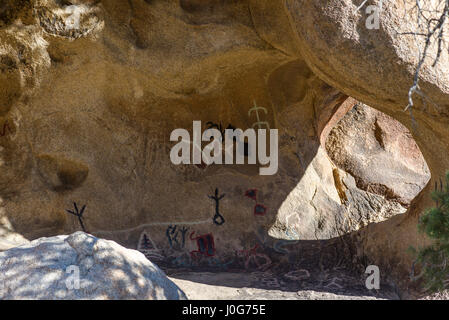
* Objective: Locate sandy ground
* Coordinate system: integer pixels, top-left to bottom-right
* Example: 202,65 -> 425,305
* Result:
168,271 -> 400,300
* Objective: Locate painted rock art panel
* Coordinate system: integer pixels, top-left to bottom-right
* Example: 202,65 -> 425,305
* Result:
0,0 -> 435,282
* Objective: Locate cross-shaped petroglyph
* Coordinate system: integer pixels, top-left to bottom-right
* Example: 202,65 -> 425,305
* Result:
66,202 -> 87,232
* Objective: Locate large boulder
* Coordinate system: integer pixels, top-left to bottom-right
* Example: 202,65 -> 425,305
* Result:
326,103 -> 430,206
0,232 -> 187,300
284,0 -> 449,115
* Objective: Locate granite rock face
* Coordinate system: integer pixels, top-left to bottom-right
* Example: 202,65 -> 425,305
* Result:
326,104 -> 430,206
0,232 -> 187,300
0,0 -> 447,287
285,0 -> 449,114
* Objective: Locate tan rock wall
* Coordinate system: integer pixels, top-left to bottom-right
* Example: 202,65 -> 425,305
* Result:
0,0 -> 446,290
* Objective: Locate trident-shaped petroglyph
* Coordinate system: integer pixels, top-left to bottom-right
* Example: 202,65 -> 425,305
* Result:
248,100 -> 270,130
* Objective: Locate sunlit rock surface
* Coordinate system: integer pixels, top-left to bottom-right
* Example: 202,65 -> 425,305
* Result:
0,232 -> 187,300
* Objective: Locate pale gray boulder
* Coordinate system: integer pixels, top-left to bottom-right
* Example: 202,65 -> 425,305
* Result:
0,232 -> 187,300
